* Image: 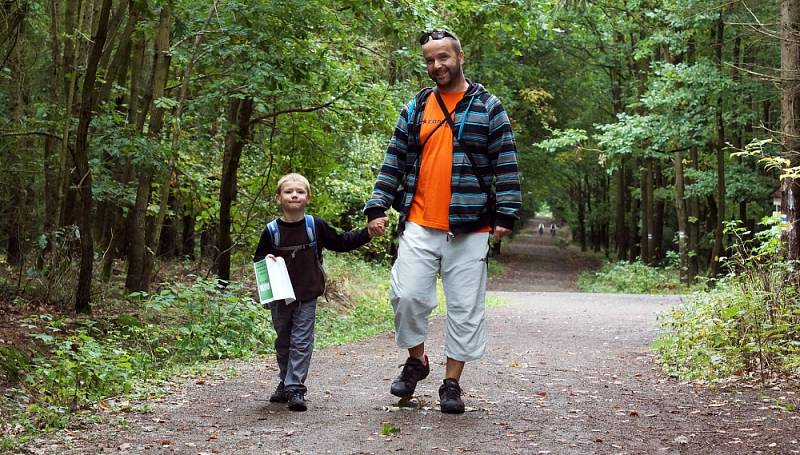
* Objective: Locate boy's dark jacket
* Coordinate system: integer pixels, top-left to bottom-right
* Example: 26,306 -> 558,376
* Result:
364,82 -> 522,234
253,217 -> 370,301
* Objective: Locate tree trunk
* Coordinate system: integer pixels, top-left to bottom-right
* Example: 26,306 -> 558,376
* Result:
611,31 -> 628,260
72,0 -> 113,314
139,4 -> 174,288
181,213 -> 196,259
43,0 -> 64,241
143,1 -> 215,283
58,0 -> 86,229
688,147 -> 700,280
157,193 -> 178,258
576,178 -> 587,252
217,97 -> 255,283
640,161 -> 651,264
126,5 -> 172,291
5,34 -> 28,267
98,3 -> 139,105
202,223 -> 217,261
653,164 -> 665,263
782,0 -> 800,259
710,12 -> 726,276
674,150 -> 690,283
627,167 -> 638,261
125,174 -> 151,291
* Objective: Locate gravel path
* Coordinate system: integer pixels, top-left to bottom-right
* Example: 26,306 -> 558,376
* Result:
24,219 -> 800,454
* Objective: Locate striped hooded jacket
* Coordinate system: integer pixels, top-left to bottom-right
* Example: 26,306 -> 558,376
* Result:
364,82 -> 521,235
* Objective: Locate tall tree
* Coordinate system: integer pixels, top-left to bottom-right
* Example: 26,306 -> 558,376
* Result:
782,0 -> 800,258
72,0 -> 114,313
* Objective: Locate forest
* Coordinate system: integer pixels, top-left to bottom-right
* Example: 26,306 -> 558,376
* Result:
0,0 -> 793,308
1,0 -> 799,449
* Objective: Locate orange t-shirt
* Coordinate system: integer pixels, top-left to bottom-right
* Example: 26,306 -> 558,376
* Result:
407,90 -> 464,231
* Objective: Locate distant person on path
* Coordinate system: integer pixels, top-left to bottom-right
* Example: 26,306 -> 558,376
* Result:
364,30 -> 521,413
550,223 -> 557,237
538,223 -> 545,236
253,173 -> 375,412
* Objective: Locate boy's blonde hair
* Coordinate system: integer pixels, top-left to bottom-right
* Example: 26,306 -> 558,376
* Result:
275,173 -> 311,195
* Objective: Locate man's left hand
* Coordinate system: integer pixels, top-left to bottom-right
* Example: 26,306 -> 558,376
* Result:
492,226 -> 511,241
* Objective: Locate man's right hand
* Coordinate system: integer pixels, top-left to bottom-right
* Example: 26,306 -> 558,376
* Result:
368,217 -> 389,237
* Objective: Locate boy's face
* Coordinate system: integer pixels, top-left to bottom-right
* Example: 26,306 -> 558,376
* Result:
275,181 -> 311,213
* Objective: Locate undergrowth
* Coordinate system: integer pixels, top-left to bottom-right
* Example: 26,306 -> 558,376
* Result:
0,253 -> 389,451
654,220 -> 800,382
576,253 -> 699,294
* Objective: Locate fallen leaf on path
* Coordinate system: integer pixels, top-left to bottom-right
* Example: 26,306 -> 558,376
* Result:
628,410 -> 639,417
207,434 -> 218,441
674,436 -> 689,444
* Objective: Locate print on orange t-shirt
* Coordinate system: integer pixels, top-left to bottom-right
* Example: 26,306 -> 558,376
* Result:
407,90 -> 464,231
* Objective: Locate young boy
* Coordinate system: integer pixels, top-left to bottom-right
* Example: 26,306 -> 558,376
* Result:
253,173 -> 374,412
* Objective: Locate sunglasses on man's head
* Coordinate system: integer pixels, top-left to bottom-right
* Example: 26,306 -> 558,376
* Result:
419,30 -> 456,45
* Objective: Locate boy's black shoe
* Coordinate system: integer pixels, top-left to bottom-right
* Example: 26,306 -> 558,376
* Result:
287,390 -> 307,412
270,381 -> 287,403
438,378 -> 465,414
390,354 -> 429,397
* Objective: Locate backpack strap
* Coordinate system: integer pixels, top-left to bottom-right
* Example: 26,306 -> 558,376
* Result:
304,214 -> 319,258
266,219 -> 281,249
266,216 -> 320,260
407,97 -> 417,125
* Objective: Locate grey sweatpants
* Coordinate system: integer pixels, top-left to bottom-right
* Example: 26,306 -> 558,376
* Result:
390,222 -> 490,362
270,298 -> 317,392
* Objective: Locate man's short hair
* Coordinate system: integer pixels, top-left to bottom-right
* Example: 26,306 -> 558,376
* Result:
276,173 -> 311,195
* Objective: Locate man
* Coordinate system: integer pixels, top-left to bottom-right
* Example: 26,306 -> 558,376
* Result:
365,30 -> 521,414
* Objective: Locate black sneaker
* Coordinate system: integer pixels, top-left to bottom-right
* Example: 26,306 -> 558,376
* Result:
439,378 -> 465,414
269,381 -> 287,403
390,354 -> 430,397
287,390 -> 307,412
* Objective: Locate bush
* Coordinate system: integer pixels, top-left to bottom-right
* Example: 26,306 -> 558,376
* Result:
577,260 -> 690,294
654,220 -> 800,382
140,279 -> 274,362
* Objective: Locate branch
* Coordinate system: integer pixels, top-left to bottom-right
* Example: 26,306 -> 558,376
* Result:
248,86 -> 355,126
0,130 -> 64,141
723,62 -> 780,82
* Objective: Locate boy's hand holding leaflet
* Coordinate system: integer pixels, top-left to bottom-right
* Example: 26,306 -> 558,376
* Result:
253,256 -> 296,305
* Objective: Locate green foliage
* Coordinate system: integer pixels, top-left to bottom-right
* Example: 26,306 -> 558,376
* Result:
315,253 -> 392,346
381,422 -> 401,436
577,260 -> 691,294
0,254 -> 396,449
141,280 -> 274,362
654,219 -> 800,381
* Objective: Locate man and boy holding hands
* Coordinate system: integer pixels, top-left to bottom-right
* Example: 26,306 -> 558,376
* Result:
254,30 -> 520,413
